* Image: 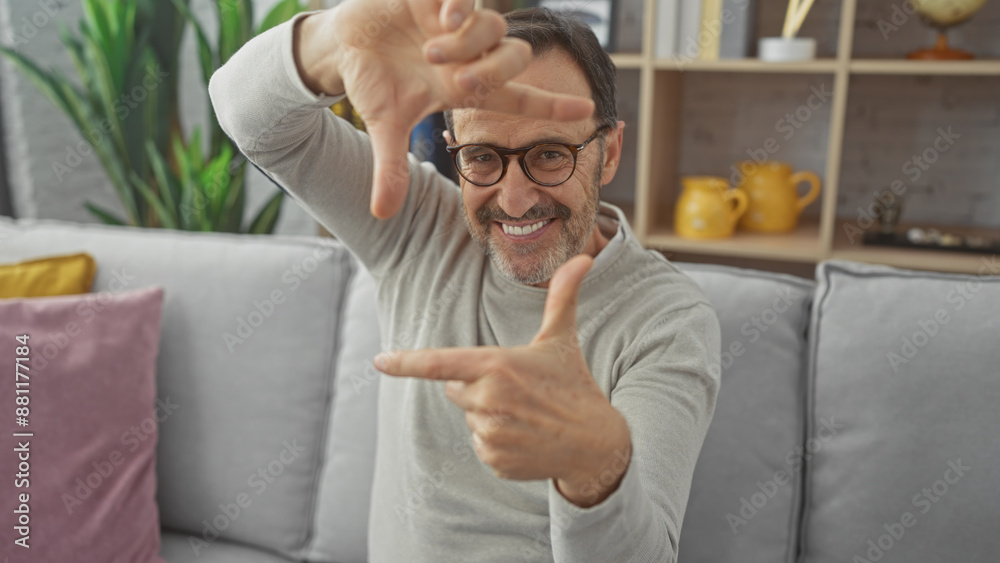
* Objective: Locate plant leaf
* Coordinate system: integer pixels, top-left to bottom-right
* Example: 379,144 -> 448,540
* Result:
201,143 -> 233,225
222,158 -> 246,232
79,20 -> 131,169
0,47 -> 79,122
170,0 -> 216,86
258,0 -> 306,35
129,170 -> 178,229
247,189 -> 284,234
173,134 -> 213,231
217,0 -> 253,65
84,202 -> 127,225
145,141 -> 180,228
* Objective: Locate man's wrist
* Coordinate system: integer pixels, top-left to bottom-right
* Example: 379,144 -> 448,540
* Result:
555,431 -> 633,508
293,10 -> 346,97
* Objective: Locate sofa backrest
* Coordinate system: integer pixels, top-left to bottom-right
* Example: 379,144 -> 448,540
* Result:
0,217 -> 371,562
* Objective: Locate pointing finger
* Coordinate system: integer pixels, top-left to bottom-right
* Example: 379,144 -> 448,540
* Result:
535,254 -> 593,342
375,347 -> 503,382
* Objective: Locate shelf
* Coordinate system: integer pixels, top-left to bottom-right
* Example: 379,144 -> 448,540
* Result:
642,216 -> 823,263
850,59 -> 1000,76
831,220 -> 1000,274
652,58 -> 840,73
610,53 -> 644,68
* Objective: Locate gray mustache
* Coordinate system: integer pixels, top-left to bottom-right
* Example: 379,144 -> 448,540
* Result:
477,203 -> 572,225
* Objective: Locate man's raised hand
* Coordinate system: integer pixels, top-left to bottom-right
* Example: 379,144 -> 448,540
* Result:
295,0 -> 596,219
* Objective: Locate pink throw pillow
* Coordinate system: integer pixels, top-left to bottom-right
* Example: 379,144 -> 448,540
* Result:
0,286 -> 167,562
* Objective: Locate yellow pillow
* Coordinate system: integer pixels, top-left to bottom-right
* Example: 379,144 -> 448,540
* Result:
0,252 -> 97,298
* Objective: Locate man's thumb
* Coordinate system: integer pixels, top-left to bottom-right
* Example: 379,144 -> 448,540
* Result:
367,121 -> 412,219
536,254 -> 593,342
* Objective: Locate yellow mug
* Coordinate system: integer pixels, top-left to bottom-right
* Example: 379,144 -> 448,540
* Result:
734,161 -> 821,233
675,176 -> 749,239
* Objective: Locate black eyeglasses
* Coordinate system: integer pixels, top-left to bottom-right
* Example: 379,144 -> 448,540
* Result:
445,128 -> 607,187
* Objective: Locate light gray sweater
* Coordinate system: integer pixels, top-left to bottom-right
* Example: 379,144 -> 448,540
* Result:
209,14 -> 721,563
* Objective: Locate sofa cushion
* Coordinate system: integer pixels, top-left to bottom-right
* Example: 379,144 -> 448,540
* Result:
305,266 -> 381,563
160,532 -> 297,563
0,251 -> 96,297
0,217 -> 355,558
674,263 -> 814,563
800,259 -> 1000,562
0,287 -> 166,562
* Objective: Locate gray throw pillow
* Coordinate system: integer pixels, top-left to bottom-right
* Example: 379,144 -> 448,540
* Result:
675,263 -> 814,563
800,259 -> 1000,563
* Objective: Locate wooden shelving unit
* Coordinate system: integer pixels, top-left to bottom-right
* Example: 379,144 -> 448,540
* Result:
624,0 -> 998,275
645,216 -> 822,263
479,0 -> 1000,275
830,220 -> 1000,274
849,59 -> 1000,75
610,53 -> 644,68
651,58 -> 840,73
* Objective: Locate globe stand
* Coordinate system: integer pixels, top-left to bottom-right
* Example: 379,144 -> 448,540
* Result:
907,30 -> 975,60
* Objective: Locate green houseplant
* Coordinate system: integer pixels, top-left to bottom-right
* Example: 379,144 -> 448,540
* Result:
0,0 -> 306,233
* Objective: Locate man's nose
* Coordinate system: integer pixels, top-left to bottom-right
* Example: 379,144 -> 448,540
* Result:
496,157 -> 541,219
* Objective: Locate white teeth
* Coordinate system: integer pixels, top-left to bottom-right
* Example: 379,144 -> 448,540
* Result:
502,220 -> 549,236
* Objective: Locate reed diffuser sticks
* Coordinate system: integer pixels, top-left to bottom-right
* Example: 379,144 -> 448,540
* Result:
782,0 -> 817,38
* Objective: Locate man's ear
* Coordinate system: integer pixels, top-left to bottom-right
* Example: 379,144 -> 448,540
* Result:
600,121 -> 625,186
443,130 -> 453,145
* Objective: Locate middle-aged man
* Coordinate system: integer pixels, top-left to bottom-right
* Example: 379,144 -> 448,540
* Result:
209,0 -> 721,560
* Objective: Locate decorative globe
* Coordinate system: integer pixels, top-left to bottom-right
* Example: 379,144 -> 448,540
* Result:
912,0 -> 988,28
908,0 -> 989,59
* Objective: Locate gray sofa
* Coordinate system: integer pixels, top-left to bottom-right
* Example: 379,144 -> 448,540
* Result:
2,216 -> 998,562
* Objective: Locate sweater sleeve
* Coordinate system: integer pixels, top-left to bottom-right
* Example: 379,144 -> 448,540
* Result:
548,302 -> 722,562
208,13 -> 462,280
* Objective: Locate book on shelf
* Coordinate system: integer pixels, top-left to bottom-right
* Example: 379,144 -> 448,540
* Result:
677,0 -> 704,60
614,0 -> 645,53
658,0 -> 755,61
536,0 -> 614,49
532,0 -> 644,54
698,0 -> 723,60
655,0 -> 679,58
719,0 -> 755,59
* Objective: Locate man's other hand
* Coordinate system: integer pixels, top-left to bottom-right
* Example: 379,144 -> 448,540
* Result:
374,255 -> 632,508
295,0 -> 596,219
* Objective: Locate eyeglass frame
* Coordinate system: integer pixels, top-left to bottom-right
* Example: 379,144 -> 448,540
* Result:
445,127 -> 609,187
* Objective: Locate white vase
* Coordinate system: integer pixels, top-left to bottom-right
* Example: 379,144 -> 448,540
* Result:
759,37 -> 817,62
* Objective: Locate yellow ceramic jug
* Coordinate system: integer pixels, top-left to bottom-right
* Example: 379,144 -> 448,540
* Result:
675,176 -> 749,239
735,161 -> 821,233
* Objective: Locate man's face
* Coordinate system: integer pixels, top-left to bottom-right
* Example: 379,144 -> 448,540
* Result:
450,49 -> 617,287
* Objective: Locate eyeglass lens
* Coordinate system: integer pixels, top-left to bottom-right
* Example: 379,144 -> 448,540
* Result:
456,144 -> 576,186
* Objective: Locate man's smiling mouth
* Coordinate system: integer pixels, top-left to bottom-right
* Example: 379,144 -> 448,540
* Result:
500,219 -> 553,236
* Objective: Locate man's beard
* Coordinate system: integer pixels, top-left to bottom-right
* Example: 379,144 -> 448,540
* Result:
463,159 -> 603,286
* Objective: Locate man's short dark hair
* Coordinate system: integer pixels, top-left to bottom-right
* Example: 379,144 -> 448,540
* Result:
444,7 -> 618,139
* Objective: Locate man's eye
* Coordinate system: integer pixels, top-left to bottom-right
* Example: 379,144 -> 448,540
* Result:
472,153 -> 496,163
539,151 -> 563,160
